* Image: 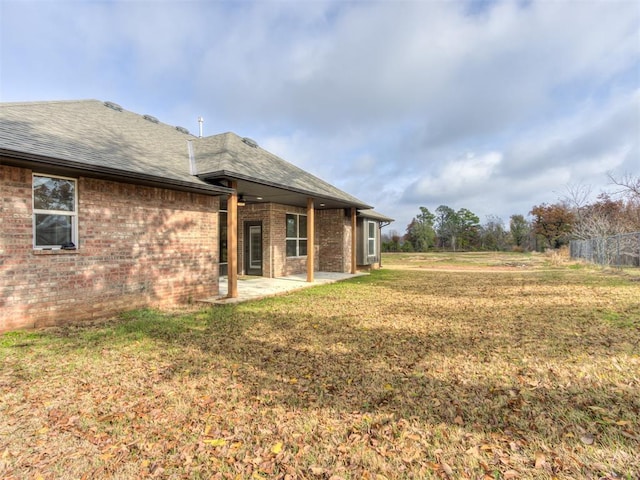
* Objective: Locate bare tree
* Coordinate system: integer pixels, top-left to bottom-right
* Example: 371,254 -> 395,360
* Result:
562,183 -> 593,236
608,172 -> 640,199
565,176 -> 640,266
563,183 -> 593,211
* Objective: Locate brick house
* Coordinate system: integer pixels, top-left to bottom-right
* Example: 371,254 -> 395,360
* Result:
0,100 -> 392,331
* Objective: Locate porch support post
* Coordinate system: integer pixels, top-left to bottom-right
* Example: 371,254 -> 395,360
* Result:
351,207 -> 357,274
307,197 -> 315,283
227,181 -> 238,298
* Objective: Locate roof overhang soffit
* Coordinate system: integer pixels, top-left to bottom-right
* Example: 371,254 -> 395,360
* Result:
201,173 -> 372,210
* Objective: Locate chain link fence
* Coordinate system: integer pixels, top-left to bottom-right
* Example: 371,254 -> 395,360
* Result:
570,232 -> 640,267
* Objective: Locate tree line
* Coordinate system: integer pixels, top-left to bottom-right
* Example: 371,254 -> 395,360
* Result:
383,173 -> 640,253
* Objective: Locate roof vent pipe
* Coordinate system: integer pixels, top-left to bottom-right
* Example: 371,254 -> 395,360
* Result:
198,116 -> 204,138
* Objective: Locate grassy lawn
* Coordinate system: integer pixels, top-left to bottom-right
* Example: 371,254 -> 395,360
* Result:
1,252 -> 639,479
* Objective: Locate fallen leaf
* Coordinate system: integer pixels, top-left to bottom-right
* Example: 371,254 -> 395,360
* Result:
271,442 -> 283,454
465,446 -> 480,457
580,433 -> 595,445
203,439 -> 227,447
441,463 -> 454,476
534,452 -> 546,469
620,431 -> 640,441
503,469 -> 519,478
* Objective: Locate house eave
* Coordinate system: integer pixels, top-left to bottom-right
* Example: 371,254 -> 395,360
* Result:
201,170 -> 372,210
0,149 -> 233,196
357,209 -> 395,223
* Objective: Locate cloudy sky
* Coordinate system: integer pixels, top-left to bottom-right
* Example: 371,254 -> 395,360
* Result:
1,0 -> 638,233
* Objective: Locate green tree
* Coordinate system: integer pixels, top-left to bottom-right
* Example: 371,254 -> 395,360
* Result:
509,214 -> 529,249
401,240 -> 414,252
481,215 -> 508,251
435,205 -> 480,251
382,230 -> 402,252
404,207 -> 436,251
435,205 -> 458,250
456,208 -> 481,249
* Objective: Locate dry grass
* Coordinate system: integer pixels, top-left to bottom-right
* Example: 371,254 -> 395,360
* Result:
1,252 -> 639,479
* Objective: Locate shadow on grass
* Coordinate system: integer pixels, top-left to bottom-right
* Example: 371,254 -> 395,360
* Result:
5,266 -> 639,474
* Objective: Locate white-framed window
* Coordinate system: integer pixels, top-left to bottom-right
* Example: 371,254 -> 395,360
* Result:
32,174 -> 78,249
367,220 -> 376,256
286,213 -> 307,257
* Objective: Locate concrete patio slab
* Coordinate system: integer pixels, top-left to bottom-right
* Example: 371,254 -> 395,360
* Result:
199,271 -> 367,305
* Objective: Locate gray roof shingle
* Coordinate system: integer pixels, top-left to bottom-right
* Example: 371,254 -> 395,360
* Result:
0,99 -> 371,208
358,209 -> 395,222
0,99 -> 206,187
193,132 -> 370,207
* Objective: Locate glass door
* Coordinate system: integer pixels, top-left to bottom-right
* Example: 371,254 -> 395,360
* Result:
244,221 -> 262,276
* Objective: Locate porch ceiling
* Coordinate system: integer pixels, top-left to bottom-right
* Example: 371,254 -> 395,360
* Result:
211,177 -> 368,210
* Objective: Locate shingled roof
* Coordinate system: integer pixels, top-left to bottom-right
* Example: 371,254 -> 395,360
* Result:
0,99 -> 371,208
193,132 -> 371,208
0,99 -> 228,195
358,209 -> 395,223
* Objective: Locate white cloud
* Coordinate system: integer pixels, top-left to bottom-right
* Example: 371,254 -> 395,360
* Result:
1,0 -> 638,232
501,89 -> 639,178
406,151 -> 503,201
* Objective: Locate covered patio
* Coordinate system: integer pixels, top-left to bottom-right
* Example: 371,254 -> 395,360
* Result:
201,272 -> 367,305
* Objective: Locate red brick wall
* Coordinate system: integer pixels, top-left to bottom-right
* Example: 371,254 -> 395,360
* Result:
237,203 -> 308,277
237,202 -> 272,277
0,164 -> 220,331
237,203 -> 353,277
279,204 -> 316,277
318,209 -> 351,272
